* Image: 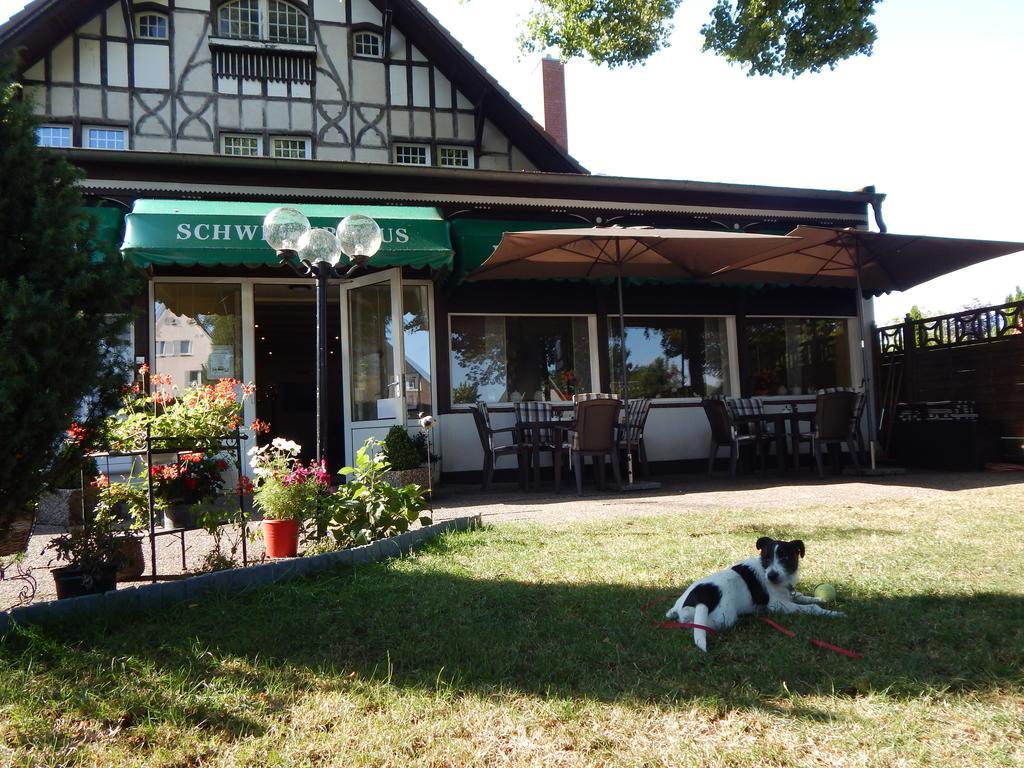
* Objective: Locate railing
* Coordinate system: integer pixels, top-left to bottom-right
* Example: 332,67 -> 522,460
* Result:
877,300 -> 1024,356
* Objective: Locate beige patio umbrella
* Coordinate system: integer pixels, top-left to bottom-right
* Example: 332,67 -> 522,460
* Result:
467,226 -> 799,486
708,226 -> 1024,468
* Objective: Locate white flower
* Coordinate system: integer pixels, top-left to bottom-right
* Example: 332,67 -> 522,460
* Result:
271,437 -> 288,450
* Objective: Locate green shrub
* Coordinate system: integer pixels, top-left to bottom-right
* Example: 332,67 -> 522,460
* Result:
382,426 -> 423,471
324,439 -> 431,547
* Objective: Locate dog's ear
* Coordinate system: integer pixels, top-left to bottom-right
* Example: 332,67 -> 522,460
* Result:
756,536 -> 772,552
790,539 -> 805,558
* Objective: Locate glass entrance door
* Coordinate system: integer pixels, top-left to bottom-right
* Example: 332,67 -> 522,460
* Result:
340,269 -> 406,468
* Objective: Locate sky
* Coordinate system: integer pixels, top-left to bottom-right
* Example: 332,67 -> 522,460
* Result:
2,0 -> 1022,323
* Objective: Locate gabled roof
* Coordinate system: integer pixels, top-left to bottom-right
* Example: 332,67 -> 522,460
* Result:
367,0 -> 585,174
0,0 -> 586,174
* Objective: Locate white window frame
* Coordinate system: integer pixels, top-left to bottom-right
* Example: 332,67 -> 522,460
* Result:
270,136 -> 310,159
221,133 -> 263,157
135,12 -> 169,41
217,0 -> 309,44
438,145 -> 473,168
36,124 -> 72,148
447,312 -> 600,408
353,30 -> 383,58
179,339 -> 193,356
84,126 -> 127,151
608,313 -> 738,402
393,143 -> 430,166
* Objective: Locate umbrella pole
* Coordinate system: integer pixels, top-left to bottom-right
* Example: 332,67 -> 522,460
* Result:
617,272 -> 635,485
854,251 -> 878,470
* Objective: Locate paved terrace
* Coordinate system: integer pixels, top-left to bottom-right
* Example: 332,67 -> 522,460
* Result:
5,470 -> 1023,610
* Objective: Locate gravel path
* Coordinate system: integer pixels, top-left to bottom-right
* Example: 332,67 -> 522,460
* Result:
4,470 -> 1022,611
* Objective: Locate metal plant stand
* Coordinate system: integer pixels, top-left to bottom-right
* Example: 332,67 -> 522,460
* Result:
87,427 -> 248,582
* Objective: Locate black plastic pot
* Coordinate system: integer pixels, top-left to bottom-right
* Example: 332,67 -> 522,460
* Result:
51,563 -> 117,600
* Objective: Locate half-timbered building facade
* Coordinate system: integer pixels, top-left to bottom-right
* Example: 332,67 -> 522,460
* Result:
2,0 -> 878,482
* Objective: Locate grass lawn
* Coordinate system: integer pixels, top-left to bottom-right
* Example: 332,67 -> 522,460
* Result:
1,480 -> 1023,767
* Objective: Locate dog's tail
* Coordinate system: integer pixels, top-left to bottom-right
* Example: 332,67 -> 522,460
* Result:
692,604 -> 710,652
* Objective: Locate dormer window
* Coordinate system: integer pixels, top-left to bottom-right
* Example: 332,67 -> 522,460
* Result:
353,31 -> 383,58
217,0 -> 308,44
136,13 -> 169,41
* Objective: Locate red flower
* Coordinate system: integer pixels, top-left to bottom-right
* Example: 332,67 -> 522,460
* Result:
236,475 -> 254,495
181,452 -> 204,463
138,362 -> 149,376
91,474 -> 110,489
65,422 -> 87,444
242,382 -> 256,396
250,418 -> 270,435
216,459 -> 228,471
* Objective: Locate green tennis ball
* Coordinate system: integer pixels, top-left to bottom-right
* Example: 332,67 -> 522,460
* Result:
814,583 -> 837,602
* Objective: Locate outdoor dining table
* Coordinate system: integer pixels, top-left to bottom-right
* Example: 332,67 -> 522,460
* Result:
731,404 -> 815,472
515,414 -> 575,492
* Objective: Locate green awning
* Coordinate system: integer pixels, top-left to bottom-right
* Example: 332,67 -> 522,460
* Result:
122,200 -> 453,270
84,206 -> 125,261
449,217 -> 581,282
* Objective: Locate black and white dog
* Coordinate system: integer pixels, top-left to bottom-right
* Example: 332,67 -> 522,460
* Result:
665,537 -> 844,651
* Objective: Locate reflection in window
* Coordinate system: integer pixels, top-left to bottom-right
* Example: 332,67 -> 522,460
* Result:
153,284 -> 242,390
218,0 -> 261,39
36,125 -> 71,147
609,317 -> 730,399
348,282 -> 394,422
402,285 -> 432,418
746,317 -> 851,396
450,315 -> 592,404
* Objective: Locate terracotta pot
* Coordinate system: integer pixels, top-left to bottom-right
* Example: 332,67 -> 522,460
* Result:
116,536 -> 146,581
52,563 -> 117,600
263,518 -> 299,558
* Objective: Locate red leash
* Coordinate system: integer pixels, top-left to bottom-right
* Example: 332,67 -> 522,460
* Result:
640,595 -> 718,635
643,596 -> 862,659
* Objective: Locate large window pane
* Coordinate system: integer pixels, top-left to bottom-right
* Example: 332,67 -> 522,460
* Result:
402,285 -> 432,418
609,317 -> 730,399
746,317 -> 851,396
450,315 -> 592,403
154,284 -> 242,387
349,282 -> 394,422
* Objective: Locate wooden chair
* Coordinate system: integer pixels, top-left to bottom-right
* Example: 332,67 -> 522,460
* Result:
514,401 -> 571,490
618,397 -> 652,479
571,398 -> 622,495
726,396 -> 775,463
471,401 -> 527,491
702,397 -> 763,477
796,390 -> 862,477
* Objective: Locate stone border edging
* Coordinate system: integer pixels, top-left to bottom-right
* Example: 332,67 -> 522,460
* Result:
0,515 -> 478,636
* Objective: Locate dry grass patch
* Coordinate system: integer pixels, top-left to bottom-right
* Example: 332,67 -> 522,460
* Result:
1,477 -> 1022,766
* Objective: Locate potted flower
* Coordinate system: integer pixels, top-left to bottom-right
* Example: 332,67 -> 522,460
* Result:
46,474 -> 147,598
381,415 -> 437,492
248,437 -> 329,558
150,451 -> 228,530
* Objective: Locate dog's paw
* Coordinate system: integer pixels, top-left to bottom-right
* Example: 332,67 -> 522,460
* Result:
827,610 -> 846,618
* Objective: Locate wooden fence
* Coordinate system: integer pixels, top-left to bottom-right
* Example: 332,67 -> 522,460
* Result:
875,300 -> 1024,461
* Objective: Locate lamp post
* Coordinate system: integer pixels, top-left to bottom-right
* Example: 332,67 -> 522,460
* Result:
262,207 -> 383,465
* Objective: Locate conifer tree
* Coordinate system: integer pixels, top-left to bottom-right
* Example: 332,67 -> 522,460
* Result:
0,67 -> 140,536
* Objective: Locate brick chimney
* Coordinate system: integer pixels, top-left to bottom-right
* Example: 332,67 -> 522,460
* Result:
541,55 -> 568,151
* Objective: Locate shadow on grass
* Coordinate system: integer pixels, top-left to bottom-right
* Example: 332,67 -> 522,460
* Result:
3,553 -> 1021,734
433,469 -> 1024,509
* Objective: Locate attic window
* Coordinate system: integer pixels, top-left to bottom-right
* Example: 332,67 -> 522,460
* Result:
353,31 -> 383,58
136,13 -> 169,41
394,144 -> 429,166
218,0 -> 308,44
